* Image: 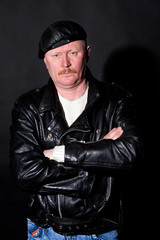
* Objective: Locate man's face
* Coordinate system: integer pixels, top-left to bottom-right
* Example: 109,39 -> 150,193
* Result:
44,40 -> 90,90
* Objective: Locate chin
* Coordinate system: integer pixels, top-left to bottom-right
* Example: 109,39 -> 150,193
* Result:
59,76 -> 77,84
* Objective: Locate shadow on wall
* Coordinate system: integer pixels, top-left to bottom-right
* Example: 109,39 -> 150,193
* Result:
103,45 -> 158,144
103,46 -> 159,239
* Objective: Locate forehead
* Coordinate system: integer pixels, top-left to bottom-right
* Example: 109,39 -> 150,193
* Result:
46,40 -> 85,55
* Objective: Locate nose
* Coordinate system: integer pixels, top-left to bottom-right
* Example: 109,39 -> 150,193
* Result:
61,54 -> 71,68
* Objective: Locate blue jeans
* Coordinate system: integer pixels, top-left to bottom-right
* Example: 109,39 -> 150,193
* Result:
27,219 -> 118,240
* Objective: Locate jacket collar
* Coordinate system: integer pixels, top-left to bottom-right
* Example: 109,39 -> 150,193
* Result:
38,79 -> 61,113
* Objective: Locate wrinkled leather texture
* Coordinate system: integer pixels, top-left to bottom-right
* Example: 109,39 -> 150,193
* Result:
10,73 -> 143,234
38,21 -> 87,59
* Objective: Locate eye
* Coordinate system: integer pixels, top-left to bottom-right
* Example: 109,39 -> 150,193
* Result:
52,52 -> 62,59
53,54 -> 59,58
70,51 -> 77,56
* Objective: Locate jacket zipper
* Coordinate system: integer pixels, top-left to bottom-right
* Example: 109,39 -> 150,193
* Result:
106,177 -> 112,201
56,127 -> 91,217
57,194 -> 63,218
56,127 -> 90,145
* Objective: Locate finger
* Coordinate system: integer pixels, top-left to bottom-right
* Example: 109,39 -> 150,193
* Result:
43,149 -> 53,159
104,128 -> 116,139
104,127 -> 123,140
112,127 -> 123,140
104,127 -> 119,139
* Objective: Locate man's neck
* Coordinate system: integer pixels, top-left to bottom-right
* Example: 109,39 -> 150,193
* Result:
56,79 -> 88,101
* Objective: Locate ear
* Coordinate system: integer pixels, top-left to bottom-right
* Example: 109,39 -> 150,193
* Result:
86,45 -> 91,62
44,57 -> 48,69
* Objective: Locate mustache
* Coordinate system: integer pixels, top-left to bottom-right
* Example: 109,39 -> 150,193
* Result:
58,68 -> 77,75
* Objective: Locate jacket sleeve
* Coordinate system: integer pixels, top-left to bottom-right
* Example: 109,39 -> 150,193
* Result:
65,95 -> 143,172
10,100 -> 85,194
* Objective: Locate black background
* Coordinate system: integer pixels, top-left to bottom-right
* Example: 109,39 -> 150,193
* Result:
0,0 -> 159,239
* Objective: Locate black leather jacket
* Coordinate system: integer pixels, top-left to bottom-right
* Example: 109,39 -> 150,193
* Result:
10,73 -> 142,235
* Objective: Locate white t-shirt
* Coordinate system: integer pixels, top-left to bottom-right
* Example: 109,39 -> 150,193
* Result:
52,87 -> 89,162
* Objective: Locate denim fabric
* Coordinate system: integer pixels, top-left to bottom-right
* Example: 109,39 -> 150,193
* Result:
27,219 -> 118,240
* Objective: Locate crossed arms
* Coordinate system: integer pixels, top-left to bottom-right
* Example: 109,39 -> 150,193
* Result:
43,127 -> 124,160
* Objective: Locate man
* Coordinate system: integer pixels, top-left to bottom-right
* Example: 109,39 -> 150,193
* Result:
10,21 -> 142,240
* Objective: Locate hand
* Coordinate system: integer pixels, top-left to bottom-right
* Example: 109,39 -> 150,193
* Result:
43,146 -> 65,162
103,127 -> 123,140
43,149 -> 54,160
